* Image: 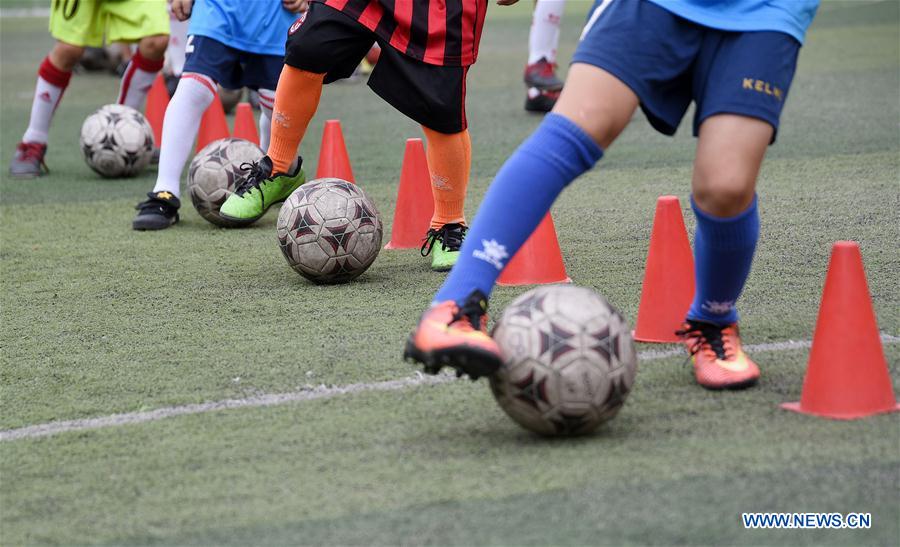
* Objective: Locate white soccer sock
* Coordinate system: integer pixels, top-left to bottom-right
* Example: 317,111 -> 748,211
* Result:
152,73 -> 216,197
528,0 -> 565,65
258,88 -> 275,152
118,51 -> 164,111
22,57 -> 71,144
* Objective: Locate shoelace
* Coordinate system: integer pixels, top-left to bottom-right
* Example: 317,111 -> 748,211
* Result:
675,322 -> 734,362
17,143 -> 48,171
235,161 -> 271,196
450,298 -> 486,331
420,223 -> 467,257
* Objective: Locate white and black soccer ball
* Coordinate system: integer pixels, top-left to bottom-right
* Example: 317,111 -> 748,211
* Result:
187,137 -> 264,227
276,178 -> 383,284
79,104 -> 154,178
490,285 -> 638,436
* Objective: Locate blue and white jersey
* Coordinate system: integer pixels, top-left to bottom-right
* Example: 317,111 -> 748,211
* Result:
646,0 -> 820,44
188,0 -> 297,56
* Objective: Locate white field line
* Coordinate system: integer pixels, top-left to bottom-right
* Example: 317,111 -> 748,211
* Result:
2,335 -> 897,442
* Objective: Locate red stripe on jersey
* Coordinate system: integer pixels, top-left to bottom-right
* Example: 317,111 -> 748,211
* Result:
358,0 -> 386,33
424,0 -> 447,64
389,0 -> 413,55
460,0 -> 474,66
329,0 -> 351,9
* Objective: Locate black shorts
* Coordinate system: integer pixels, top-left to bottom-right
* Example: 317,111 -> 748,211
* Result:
284,2 -> 468,134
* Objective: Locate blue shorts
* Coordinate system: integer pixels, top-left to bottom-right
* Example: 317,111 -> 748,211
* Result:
573,0 -> 801,141
182,35 -> 283,90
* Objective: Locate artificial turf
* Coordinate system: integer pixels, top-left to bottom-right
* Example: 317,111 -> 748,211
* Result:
1,1 -> 898,544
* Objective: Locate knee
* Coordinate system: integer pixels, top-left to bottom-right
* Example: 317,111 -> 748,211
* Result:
49,42 -> 85,71
692,167 -> 757,217
139,35 -> 169,60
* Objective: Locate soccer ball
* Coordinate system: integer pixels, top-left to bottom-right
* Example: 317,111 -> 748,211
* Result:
187,137 -> 264,227
79,104 -> 154,178
276,178 -> 383,284
490,285 -> 638,436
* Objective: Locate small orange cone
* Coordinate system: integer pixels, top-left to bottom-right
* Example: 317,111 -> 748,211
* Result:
316,119 -> 354,182
782,241 -> 899,419
498,214 -> 571,286
145,73 -> 169,145
633,196 -> 695,343
196,93 -> 229,151
232,102 -> 259,146
384,138 -> 433,249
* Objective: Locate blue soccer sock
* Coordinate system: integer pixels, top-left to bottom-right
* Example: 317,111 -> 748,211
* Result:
686,195 -> 760,326
434,113 -> 603,304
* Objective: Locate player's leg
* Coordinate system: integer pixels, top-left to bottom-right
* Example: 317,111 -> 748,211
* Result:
219,3 -> 372,222
117,34 -> 167,110
10,0 -> 103,177
405,63 -> 638,377
678,30 -> 801,389
524,0 -> 565,112
420,126 -> 471,271
679,114 -> 768,388
257,89 -> 275,152
134,36 -> 231,230
9,41 -> 84,178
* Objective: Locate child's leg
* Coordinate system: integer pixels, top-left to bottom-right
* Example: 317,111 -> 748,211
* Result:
529,0 -> 565,65
152,73 -> 216,197
117,35 -> 167,110
266,66 -> 324,174
21,42 -> 82,144
687,113 -> 771,325
435,64 -> 637,303
257,88 -> 276,152
421,127 -> 471,229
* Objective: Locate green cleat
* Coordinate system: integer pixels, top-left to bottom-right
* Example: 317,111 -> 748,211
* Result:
420,223 -> 467,272
219,156 -> 305,224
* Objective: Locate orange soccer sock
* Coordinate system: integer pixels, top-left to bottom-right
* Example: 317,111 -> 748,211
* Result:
422,126 -> 471,229
267,65 -> 325,174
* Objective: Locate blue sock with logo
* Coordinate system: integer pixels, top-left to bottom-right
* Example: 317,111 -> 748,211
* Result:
686,195 -> 760,326
434,113 -> 603,304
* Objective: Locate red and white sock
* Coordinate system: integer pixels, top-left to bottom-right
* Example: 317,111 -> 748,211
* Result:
22,57 -> 72,144
258,88 -> 275,152
528,0 -> 565,65
152,73 -> 216,197
118,50 -> 165,111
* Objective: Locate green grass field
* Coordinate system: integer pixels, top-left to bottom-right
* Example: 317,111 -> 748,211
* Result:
1,1 -> 899,545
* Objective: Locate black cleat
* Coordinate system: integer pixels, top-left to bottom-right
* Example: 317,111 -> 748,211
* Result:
133,191 -> 180,231
525,87 -> 561,113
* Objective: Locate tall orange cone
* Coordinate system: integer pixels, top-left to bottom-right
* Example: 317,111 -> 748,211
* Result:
782,241 -> 899,419
232,102 -> 259,146
498,214 -> 571,286
316,119 -> 355,182
145,73 -> 169,145
196,93 -> 229,151
385,138 -> 433,249
633,196 -> 695,343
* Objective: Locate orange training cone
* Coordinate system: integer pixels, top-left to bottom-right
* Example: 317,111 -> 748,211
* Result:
633,196 -> 695,343
196,93 -> 229,151
384,138 -> 434,249
316,119 -> 355,182
498,214 -> 571,286
232,102 -> 259,146
782,241 -> 899,419
145,73 -> 169,146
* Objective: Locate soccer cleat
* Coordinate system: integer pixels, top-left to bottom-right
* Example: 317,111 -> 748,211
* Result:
404,290 -> 502,380
524,87 -> 561,113
133,191 -> 180,230
420,223 -> 467,272
218,156 -> 305,223
523,58 -> 563,91
9,142 -> 48,178
677,320 -> 760,390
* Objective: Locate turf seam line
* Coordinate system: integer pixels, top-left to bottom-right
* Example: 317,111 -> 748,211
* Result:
2,334 -> 897,442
